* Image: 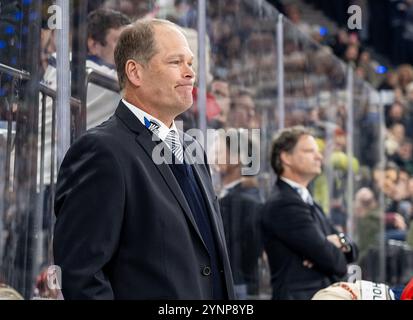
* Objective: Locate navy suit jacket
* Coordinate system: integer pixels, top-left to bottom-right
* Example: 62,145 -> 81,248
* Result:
261,179 -> 357,300
53,101 -> 235,299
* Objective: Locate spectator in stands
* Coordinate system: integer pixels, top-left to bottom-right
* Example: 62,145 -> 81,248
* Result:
386,212 -> 407,241
378,69 -> 399,91
230,89 -> 260,129
375,163 -> 399,209
390,139 -> 413,175
405,81 -> 413,106
261,126 -> 358,300
174,0 -> 197,29
395,168 -> 413,218
40,9 -> 130,185
354,187 -> 380,262
209,79 -> 231,128
284,3 -> 312,36
104,0 -> 156,20
385,123 -> 406,157
397,64 -> 413,93
386,101 -> 413,139
217,130 -> 262,299
328,128 -> 361,232
384,166 -> 411,242
43,8 -> 131,130
40,27 -> 56,74
344,44 -> 359,66
385,101 -> 406,128
357,50 -> 382,86
330,29 -> 349,58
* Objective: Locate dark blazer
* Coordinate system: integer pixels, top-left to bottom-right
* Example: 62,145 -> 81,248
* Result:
53,101 -> 235,300
261,179 -> 357,300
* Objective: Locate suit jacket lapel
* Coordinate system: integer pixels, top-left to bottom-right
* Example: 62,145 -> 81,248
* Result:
311,202 -> 330,235
115,102 -> 208,251
278,179 -> 329,235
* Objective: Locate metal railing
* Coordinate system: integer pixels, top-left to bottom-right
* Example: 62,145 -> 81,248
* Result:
85,68 -> 120,93
0,60 -> 120,297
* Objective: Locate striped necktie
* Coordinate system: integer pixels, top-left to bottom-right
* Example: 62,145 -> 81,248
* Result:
165,129 -> 184,163
146,118 -> 184,163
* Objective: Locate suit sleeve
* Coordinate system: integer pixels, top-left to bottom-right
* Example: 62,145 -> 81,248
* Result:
261,199 -> 348,277
53,133 -> 125,299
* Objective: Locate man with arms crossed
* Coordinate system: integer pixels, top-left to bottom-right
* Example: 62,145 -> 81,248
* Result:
261,126 -> 357,300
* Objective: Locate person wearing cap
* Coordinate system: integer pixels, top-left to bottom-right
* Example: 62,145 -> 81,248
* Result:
261,126 -> 358,300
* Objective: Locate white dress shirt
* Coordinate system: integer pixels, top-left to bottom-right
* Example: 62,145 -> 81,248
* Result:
280,176 -> 313,205
122,99 -> 180,144
219,179 -> 242,198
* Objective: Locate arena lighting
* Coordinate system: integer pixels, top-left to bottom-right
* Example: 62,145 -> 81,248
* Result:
319,26 -> 328,36
376,65 -> 387,74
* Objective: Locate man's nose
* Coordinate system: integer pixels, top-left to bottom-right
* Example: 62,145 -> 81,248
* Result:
184,63 -> 196,79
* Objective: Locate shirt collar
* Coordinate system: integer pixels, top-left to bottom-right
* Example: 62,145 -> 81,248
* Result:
219,179 -> 242,198
122,98 -> 179,142
280,176 -> 312,204
87,54 -> 115,69
223,179 -> 242,191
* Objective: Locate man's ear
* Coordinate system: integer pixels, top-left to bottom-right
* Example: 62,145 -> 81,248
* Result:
87,38 -> 100,56
125,59 -> 143,87
280,151 -> 291,168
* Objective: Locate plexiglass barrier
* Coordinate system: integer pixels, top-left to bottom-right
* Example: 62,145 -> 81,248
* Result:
1,0 -> 410,299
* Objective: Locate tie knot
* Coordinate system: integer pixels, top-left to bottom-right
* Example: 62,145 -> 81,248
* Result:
295,187 -> 313,205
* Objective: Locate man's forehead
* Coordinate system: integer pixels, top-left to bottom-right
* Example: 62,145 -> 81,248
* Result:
234,95 -> 254,106
154,27 -> 193,55
296,135 -> 316,147
154,23 -> 185,39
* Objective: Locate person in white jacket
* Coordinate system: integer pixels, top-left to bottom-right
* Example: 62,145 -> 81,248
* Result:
40,9 -> 130,185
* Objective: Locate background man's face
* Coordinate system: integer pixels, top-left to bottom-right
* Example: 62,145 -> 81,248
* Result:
231,94 -> 257,128
284,134 -> 323,179
90,27 -> 125,65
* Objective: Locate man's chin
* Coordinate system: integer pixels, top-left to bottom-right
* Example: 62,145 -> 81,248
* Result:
182,101 -> 194,111
174,102 -> 193,117
312,169 -> 321,176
